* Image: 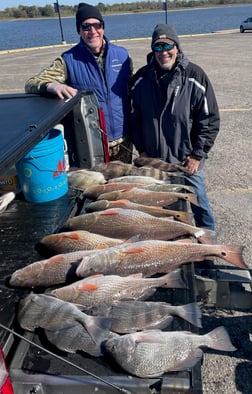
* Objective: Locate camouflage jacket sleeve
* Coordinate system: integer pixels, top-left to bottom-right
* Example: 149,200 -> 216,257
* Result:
25,56 -> 68,94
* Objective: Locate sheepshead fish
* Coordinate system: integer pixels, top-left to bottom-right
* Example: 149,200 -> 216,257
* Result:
104,326 -> 236,377
85,199 -> 192,224
92,161 -> 178,181
97,187 -> 199,207
37,230 -> 123,256
86,300 -> 202,333
9,250 -> 99,288
82,182 -> 145,199
18,293 -> 111,356
68,169 -> 105,190
51,271 -> 185,308
62,208 -> 215,244
134,156 -> 192,175
76,240 -> 247,278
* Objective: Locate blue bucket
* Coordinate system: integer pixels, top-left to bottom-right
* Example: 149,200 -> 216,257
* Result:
16,129 -> 68,203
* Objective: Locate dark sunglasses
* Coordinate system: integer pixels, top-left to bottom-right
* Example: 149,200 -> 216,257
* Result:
153,42 -> 176,52
81,22 -> 104,31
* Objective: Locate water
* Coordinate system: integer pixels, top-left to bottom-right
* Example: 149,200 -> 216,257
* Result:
0,5 -> 251,51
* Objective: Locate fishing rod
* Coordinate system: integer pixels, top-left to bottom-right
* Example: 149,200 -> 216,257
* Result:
0,322 -> 133,394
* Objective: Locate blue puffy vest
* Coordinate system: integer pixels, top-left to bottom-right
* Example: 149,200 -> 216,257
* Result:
62,38 -> 131,142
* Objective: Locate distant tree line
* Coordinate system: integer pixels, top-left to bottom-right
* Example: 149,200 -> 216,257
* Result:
0,0 -> 250,19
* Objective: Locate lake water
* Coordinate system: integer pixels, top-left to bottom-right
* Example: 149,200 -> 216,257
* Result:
0,4 -> 251,51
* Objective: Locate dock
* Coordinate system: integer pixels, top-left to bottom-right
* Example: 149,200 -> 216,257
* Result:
1,30 -> 252,394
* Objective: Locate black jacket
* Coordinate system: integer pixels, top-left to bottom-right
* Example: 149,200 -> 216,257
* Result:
130,50 -> 220,163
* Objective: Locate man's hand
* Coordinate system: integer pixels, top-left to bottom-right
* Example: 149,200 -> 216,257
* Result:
183,156 -> 200,175
46,82 -> 78,100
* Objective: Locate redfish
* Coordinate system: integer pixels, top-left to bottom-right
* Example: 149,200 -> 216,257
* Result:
62,208 -> 215,243
85,199 -> 192,224
104,326 -> 236,377
51,271 -> 185,308
9,250 -> 97,288
76,240 -> 247,278
82,182 -> 144,199
37,230 -> 123,256
97,187 -> 199,207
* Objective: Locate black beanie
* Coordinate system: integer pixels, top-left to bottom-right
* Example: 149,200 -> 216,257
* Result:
76,3 -> 104,33
151,24 -> 180,49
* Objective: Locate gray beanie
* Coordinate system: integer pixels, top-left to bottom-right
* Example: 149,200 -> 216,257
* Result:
76,3 -> 104,33
151,24 -> 180,49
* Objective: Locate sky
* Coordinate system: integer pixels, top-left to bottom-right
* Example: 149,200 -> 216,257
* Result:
0,1 -> 122,11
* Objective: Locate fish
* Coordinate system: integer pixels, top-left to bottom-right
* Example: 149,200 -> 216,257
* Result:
76,240 -> 247,278
82,182 -> 145,199
37,230 -> 124,257
107,175 -> 166,184
67,169 -> 106,190
84,199 -> 193,224
0,192 -> 15,214
62,208 -> 215,244
18,293 -> 112,356
138,183 -> 195,194
8,250 -> 99,288
134,156 -> 192,175
104,326 -> 236,377
86,300 -> 202,333
92,161 -> 179,181
97,187 -> 199,207
50,271 -> 186,308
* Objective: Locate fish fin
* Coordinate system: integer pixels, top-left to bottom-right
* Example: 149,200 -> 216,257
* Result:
194,228 -> 217,244
217,245 -> 248,269
62,232 -> 81,240
78,283 -> 98,291
46,255 -> 66,263
169,349 -> 203,371
123,246 -> 146,254
80,315 -> 112,344
148,316 -> 174,330
161,270 -> 186,289
204,326 -> 237,351
173,303 -> 202,328
110,199 -> 129,206
99,209 -> 120,216
122,234 -> 143,244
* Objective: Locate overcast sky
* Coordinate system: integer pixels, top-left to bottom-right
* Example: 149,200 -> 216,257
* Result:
0,1 -> 121,11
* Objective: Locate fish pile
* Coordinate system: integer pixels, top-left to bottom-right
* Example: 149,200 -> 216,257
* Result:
9,158 -> 245,378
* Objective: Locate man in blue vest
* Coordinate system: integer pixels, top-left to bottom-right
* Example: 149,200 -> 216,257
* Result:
25,3 -> 133,162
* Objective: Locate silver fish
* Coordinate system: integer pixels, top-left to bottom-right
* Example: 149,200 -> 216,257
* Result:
104,326 -> 236,377
82,182 -> 145,199
18,293 -> 111,356
51,271 -> 185,308
76,239 -> 247,278
107,175 -> 165,184
86,300 -> 202,333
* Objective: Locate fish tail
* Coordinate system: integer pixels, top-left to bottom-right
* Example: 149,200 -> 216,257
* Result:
186,194 -> 200,207
161,269 -> 186,289
173,303 -> 202,328
204,326 -> 236,352
218,245 -> 248,269
194,228 -> 217,244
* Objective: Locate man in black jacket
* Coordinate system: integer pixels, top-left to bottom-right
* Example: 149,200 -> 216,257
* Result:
130,24 -> 220,230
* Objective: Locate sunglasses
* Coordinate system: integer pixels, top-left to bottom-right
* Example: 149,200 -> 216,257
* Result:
81,22 -> 104,31
153,43 -> 176,52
